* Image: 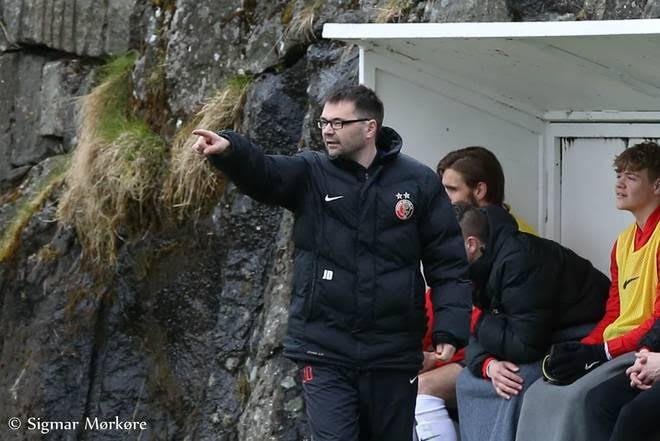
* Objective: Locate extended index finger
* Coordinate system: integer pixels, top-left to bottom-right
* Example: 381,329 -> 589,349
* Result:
192,129 -> 217,141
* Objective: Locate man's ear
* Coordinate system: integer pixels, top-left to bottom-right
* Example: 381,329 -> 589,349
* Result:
654,178 -> 660,195
474,181 -> 488,204
365,119 -> 378,140
465,236 -> 481,256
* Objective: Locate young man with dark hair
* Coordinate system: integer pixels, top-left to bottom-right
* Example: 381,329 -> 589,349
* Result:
517,141 -> 660,441
450,203 -> 608,441
191,84 -> 472,441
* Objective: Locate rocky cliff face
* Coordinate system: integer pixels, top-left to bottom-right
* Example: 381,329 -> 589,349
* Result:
1,1 -> 659,440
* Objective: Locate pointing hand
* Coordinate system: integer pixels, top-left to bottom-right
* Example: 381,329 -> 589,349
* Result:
192,129 -> 231,156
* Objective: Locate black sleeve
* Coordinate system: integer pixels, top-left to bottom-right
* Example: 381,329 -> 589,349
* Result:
466,335 -> 492,378
420,177 -> 472,350
640,319 -> 660,352
206,130 -> 308,211
475,248 -> 555,364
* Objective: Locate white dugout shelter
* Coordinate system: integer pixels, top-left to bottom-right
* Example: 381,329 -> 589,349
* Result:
323,19 -> 660,275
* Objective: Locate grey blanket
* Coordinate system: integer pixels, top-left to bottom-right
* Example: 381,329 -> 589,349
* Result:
515,352 -> 635,441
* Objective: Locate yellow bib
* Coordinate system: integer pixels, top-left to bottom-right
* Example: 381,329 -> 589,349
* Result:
603,221 -> 660,341
513,214 -> 537,236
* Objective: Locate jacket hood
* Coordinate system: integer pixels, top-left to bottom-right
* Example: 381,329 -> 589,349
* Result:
483,204 -> 519,252
376,126 -> 403,160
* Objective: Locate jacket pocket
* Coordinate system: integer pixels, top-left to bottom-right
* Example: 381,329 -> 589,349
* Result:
303,258 -> 318,320
292,252 -> 317,322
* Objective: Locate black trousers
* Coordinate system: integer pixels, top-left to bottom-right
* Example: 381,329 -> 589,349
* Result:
585,372 -> 660,441
299,363 -> 418,441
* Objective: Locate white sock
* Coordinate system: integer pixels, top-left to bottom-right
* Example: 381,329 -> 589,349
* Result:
414,394 -> 457,441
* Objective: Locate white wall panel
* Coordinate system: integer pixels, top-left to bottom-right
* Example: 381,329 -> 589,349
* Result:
375,68 -> 541,230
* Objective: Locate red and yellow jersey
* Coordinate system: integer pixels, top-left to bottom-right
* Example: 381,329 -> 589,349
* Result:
582,206 -> 660,356
604,221 -> 660,339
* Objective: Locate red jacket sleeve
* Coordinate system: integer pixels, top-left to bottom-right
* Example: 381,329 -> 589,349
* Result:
481,356 -> 497,379
582,242 -> 620,344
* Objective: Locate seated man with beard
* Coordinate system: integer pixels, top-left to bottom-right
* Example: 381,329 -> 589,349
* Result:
413,146 -> 606,441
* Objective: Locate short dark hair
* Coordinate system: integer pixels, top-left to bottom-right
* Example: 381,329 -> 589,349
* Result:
614,141 -> 660,182
323,84 -> 384,130
454,202 -> 489,243
437,146 -> 505,205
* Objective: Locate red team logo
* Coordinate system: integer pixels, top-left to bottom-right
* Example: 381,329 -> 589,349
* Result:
394,192 -> 414,220
302,365 -> 314,383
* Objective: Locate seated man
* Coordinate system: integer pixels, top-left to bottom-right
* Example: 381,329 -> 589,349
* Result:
453,203 -> 609,441
585,319 -> 660,441
413,146 -> 567,441
414,146 -> 531,441
516,141 -> 660,441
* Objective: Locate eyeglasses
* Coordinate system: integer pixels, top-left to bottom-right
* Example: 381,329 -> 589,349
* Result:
316,118 -> 370,130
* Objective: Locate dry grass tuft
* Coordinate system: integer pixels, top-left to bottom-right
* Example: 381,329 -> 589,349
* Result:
283,0 -> 324,43
375,0 -> 414,23
36,243 -> 60,264
58,53 -> 167,268
0,161 -> 67,263
161,75 -> 252,220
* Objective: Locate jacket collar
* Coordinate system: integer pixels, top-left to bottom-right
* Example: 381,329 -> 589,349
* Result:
482,204 -> 519,255
329,126 -> 402,173
468,205 -> 519,307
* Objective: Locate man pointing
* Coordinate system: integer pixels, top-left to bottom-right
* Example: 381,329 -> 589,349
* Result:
192,84 -> 471,441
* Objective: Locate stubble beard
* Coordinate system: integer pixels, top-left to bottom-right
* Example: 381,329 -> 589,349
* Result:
468,192 -> 480,207
325,139 -> 364,161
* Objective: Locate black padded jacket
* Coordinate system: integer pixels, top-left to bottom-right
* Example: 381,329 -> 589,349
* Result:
209,127 -> 472,371
466,205 -> 610,376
